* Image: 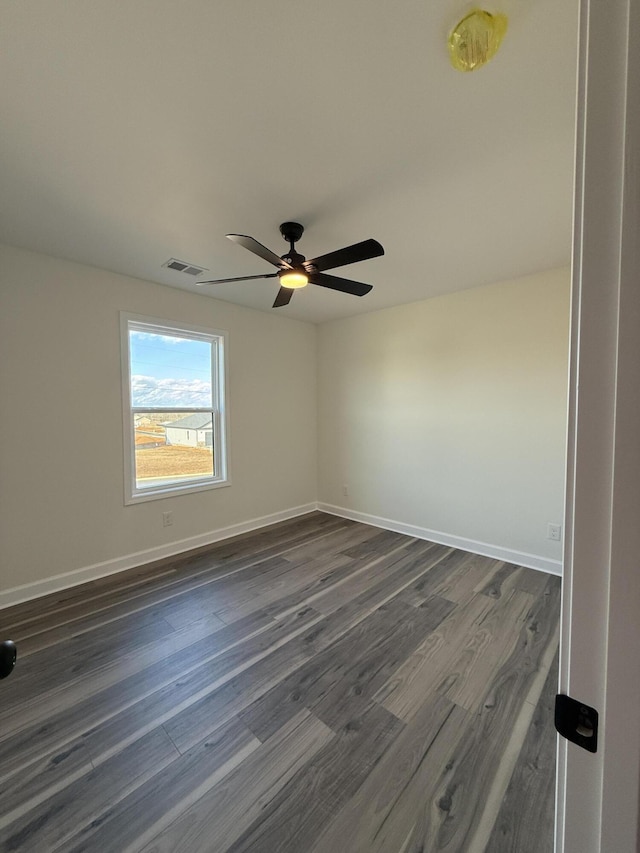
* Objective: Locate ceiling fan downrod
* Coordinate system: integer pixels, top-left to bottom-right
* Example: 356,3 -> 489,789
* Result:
279,221 -> 306,266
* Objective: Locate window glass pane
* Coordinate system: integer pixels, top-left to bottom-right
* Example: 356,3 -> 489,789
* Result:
129,330 -> 213,408
134,412 -> 214,489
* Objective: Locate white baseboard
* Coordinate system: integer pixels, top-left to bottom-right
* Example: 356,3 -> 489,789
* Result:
317,503 -> 563,577
0,500 -> 561,610
0,503 -> 318,610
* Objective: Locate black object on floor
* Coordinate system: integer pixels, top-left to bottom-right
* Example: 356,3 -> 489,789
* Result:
0,640 -> 17,679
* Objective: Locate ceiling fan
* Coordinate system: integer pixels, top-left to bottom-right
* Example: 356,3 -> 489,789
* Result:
197,222 -> 384,308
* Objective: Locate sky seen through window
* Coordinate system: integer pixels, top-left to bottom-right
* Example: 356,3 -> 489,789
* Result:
129,330 -> 213,408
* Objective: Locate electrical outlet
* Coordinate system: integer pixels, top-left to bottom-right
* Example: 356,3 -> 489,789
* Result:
342,484 -> 349,497
547,523 -> 562,541
162,511 -> 173,527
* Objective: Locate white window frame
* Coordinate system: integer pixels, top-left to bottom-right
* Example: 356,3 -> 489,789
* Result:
121,312 -> 230,504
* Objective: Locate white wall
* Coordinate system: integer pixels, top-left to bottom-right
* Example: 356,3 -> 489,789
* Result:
0,248 -> 569,603
0,244 -> 317,599
317,267 -> 570,569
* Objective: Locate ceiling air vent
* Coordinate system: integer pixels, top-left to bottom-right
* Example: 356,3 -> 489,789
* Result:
162,258 -> 208,276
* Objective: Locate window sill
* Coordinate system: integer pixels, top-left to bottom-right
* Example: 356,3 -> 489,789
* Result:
125,476 -> 231,505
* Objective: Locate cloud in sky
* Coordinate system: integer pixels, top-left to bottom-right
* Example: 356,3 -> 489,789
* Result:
131,331 -> 185,346
131,374 -> 212,408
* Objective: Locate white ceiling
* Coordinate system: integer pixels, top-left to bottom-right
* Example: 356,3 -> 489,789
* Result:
0,0 -> 579,323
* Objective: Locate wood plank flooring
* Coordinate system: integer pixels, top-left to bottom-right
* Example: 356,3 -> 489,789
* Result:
0,512 -> 560,852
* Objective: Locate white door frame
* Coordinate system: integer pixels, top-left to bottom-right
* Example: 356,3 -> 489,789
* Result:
557,0 -> 640,849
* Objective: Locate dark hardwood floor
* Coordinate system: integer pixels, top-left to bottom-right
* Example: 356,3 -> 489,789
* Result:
0,511 -> 560,852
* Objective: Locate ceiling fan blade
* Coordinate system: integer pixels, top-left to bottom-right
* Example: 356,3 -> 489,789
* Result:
306,239 -> 384,273
273,287 -> 294,308
227,234 -> 291,268
309,272 -> 373,297
197,273 -> 278,286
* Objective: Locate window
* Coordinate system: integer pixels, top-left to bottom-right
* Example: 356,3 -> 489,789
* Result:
121,313 -> 228,503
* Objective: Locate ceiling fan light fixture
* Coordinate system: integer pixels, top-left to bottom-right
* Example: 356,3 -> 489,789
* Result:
279,270 -> 309,289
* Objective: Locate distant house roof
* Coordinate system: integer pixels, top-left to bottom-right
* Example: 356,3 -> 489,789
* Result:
164,414 -> 212,430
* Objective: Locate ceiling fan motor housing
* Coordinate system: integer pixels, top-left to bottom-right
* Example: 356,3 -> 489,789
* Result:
281,250 -> 306,267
